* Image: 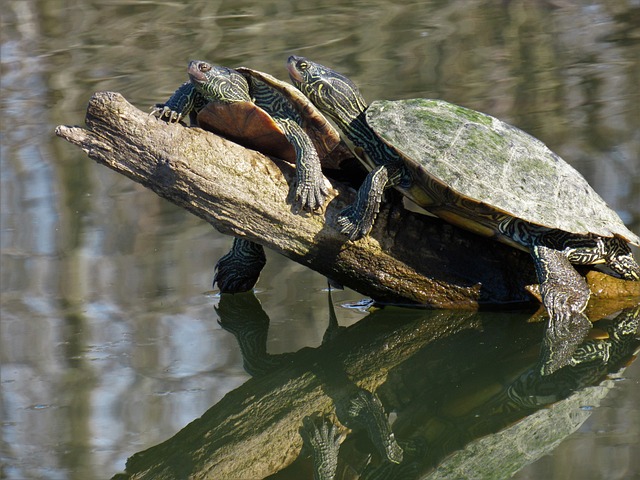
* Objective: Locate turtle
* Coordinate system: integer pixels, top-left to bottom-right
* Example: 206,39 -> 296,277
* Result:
152,60 -> 356,292
287,55 -> 640,322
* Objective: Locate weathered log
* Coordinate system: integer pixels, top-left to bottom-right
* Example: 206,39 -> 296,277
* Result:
55,92 -> 639,307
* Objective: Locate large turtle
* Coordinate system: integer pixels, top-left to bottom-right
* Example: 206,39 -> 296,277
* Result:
287,56 -> 640,321
152,60 -> 356,292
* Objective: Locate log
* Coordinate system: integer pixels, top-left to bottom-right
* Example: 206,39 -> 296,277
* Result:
55,92 -> 640,307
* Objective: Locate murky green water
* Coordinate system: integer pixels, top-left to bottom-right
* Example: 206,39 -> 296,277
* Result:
2,1 -> 639,479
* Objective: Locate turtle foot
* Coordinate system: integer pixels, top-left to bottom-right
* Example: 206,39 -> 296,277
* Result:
531,245 -> 590,330
213,239 -> 266,293
336,207 -> 370,241
150,104 -> 184,123
301,416 -> 343,480
294,179 -> 329,213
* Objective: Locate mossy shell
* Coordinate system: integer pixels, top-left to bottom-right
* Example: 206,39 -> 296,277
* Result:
367,98 -> 639,245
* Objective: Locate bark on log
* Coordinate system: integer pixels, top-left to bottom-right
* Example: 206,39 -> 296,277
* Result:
55,92 -> 640,307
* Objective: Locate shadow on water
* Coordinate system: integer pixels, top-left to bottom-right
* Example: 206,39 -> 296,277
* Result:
113,292 -> 639,480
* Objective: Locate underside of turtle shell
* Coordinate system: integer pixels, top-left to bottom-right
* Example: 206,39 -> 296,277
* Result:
367,99 -> 639,245
197,102 -> 297,162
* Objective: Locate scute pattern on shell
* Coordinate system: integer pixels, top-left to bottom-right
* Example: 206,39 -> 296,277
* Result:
367,99 -> 639,245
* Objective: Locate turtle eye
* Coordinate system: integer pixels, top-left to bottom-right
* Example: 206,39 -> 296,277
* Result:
297,61 -> 309,71
198,63 -> 211,73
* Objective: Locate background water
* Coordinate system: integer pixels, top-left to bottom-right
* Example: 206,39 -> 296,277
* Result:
1,1 -> 639,479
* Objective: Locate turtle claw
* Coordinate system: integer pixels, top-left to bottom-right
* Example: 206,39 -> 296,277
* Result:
301,416 -> 343,480
336,207 -> 369,241
151,104 -> 184,123
294,179 -> 328,213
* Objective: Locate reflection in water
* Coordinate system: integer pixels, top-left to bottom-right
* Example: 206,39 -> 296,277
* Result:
511,307 -> 639,411
538,310 -> 592,376
116,295 -> 639,480
426,306 -> 640,480
216,290 -> 290,376
218,289 -> 404,475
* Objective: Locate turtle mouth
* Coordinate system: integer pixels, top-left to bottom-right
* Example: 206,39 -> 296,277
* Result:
287,56 -> 304,83
188,60 -> 209,83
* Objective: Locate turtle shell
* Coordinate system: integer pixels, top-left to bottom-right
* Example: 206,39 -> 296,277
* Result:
197,99 -> 296,162
196,67 -> 353,170
366,98 -> 640,245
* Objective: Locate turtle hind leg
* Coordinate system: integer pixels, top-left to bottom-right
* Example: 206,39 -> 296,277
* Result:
603,237 -> 640,280
213,238 -> 266,293
530,245 -> 591,334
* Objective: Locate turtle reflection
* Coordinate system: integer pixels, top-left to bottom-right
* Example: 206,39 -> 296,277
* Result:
510,306 -> 639,411
218,289 -> 638,480
117,298 -> 638,479
216,288 -> 404,479
536,308 -> 592,376
405,306 -> 638,480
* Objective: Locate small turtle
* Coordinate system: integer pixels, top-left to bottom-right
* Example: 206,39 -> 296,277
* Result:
152,60 -> 355,211
287,56 -> 640,321
152,60 -> 354,292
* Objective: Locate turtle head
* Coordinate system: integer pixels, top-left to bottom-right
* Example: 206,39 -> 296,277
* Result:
188,60 -> 251,103
287,55 -> 367,127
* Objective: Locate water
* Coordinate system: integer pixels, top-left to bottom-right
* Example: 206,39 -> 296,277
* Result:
2,1 -> 639,478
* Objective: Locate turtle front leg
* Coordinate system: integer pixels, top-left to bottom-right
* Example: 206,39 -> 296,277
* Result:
337,165 -> 392,241
277,118 -> 328,212
530,245 -> 591,335
151,82 -> 205,125
213,238 -> 266,293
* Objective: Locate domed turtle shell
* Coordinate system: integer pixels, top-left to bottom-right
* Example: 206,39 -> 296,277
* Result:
196,67 -> 353,170
366,98 -> 640,245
